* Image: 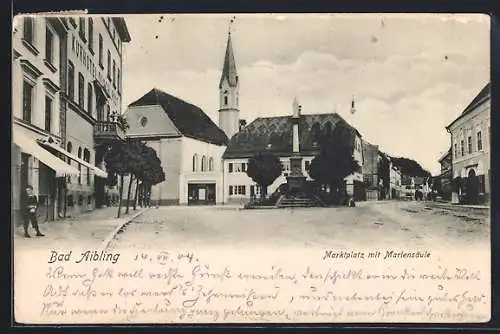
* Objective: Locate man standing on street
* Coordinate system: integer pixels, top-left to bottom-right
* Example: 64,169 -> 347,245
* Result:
21,185 -> 45,238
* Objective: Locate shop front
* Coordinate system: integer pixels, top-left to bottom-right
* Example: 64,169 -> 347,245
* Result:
12,126 -> 80,225
187,183 -> 216,205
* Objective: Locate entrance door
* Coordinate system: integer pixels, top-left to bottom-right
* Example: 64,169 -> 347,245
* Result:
188,183 -> 216,205
467,169 -> 479,204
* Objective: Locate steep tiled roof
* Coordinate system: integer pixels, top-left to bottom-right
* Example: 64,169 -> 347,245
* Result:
128,88 -> 228,145
219,33 -> 238,88
446,82 -> 490,129
223,113 -> 361,158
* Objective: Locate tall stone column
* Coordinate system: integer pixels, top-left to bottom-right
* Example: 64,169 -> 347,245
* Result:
287,98 -> 307,191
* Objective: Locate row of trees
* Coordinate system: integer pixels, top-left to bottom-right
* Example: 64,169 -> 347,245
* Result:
104,139 -> 165,217
246,121 -> 360,204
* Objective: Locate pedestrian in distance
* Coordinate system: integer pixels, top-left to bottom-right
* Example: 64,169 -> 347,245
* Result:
21,185 -> 45,238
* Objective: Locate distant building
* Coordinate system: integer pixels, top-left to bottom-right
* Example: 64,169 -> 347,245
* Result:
437,148 -> 452,200
362,140 -> 379,201
124,88 -> 228,205
446,82 -> 490,205
389,162 -> 402,200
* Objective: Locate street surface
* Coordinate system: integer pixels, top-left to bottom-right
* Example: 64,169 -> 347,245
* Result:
108,201 -> 489,251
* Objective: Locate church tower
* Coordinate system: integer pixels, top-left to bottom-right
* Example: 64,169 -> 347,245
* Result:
218,29 -> 240,140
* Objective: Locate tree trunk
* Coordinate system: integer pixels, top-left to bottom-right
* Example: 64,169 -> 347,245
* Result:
125,174 -> 134,214
261,185 -> 267,200
117,174 -> 124,218
148,184 -> 153,207
133,178 -> 140,211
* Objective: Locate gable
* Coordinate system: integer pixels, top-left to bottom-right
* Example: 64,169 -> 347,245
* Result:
128,88 -> 228,145
124,105 -> 181,138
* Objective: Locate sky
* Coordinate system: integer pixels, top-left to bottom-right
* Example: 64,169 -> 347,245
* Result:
120,14 -> 490,176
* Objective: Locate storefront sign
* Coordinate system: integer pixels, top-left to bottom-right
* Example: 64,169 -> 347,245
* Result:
71,34 -> 120,108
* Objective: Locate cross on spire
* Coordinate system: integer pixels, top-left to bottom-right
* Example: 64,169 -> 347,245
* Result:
228,16 -> 235,35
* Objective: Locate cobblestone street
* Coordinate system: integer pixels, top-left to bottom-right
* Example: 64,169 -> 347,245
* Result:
108,201 -> 489,251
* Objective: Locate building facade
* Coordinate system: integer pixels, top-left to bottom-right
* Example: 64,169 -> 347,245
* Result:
389,162 -> 402,200
12,15 -> 131,225
12,17 -> 81,225
438,148 -> 452,200
60,16 -> 131,215
362,140 -> 379,201
446,83 -> 490,205
124,88 -> 228,205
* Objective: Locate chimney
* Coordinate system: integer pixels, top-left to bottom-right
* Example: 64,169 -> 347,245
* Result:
239,119 -> 247,131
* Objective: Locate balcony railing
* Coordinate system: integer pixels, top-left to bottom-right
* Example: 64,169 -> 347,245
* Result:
94,121 -> 126,141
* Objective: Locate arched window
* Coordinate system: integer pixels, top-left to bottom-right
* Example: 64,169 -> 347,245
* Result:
201,156 -> 207,172
324,121 -> 332,137
87,83 -> 93,115
192,154 -> 198,172
224,95 -> 228,106
209,157 -> 214,171
78,147 -> 82,184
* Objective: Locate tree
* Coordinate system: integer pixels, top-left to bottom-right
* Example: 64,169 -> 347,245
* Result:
390,157 -> 431,177
139,147 -> 166,206
104,141 -> 132,218
377,154 -> 390,199
308,120 -> 361,204
246,152 -> 283,200
124,139 -> 144,214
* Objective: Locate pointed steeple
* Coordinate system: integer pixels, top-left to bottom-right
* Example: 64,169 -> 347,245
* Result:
219,30 -> 238,89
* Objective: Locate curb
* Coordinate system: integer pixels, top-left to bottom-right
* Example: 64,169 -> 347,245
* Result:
101,208 -> 150,249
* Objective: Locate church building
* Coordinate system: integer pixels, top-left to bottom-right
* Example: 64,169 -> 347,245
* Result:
123,88 -> 228,205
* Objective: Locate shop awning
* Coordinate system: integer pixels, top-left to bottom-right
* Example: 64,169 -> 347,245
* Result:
13,129 -> 80,177
37,139 -> 108,178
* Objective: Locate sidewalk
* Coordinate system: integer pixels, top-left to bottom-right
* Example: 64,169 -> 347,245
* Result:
13,205 -> 149,249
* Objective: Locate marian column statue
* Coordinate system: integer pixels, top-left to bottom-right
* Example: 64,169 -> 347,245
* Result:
287,97 -> 307,191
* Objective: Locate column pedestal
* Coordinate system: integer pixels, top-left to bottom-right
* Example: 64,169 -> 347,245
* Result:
286,156 -> 307,192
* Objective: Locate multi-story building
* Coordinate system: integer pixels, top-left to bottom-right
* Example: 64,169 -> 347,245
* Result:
437,148 -> 452,200
12,15 -> 132,224
12,16 -> 80,225
58,16 -> 131,216
446,82 -> 490,205
362,140 -> 379,201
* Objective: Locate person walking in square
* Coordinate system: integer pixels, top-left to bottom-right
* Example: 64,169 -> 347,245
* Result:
21,185 -> 45,238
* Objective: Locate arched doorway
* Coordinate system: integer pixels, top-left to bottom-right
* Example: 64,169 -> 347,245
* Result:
467,169 -> 479,204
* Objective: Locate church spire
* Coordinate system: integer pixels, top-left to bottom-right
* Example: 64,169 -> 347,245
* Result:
219,27 -> 238,89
